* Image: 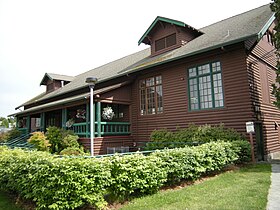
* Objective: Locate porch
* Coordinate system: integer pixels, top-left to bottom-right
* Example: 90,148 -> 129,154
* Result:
16,101 -> 133,155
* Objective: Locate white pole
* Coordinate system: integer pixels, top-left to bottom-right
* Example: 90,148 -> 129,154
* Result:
90,87 -> 94,157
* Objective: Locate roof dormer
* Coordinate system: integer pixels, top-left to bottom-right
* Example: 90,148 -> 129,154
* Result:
40,73 -> 74,93
138,16 -> 203,56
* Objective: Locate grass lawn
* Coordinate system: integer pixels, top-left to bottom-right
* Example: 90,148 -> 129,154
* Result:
120,164 -> 271,210
0,191 -> 22,210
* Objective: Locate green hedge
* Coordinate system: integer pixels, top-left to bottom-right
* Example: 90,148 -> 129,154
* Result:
0,141 -> 250,209
146,124 -> 247,150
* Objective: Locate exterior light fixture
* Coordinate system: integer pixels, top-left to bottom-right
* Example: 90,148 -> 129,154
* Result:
85,77 -> 98,156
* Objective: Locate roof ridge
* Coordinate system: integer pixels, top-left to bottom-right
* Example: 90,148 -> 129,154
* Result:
199,4 -> 271,31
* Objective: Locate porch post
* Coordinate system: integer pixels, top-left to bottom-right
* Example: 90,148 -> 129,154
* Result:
97,101 -> 101,137
86,103 -> 90,138
62,108 -> 67,129
26,115 -> 30,134
40,112 -> 45,132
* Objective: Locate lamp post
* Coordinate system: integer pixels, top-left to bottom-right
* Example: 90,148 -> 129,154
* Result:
86,77 -> 98,157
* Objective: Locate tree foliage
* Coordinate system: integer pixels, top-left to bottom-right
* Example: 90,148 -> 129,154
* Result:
271,1 -> 280,108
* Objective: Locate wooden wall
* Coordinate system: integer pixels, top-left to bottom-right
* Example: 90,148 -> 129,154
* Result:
247,26 -> 280,156
131,43 -> 255,143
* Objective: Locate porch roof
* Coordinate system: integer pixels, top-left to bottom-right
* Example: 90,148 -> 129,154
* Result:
10,82 -> 129,117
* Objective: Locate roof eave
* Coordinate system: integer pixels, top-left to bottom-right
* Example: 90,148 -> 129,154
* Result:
131,34 -> 258,76
257,13 -> 275,40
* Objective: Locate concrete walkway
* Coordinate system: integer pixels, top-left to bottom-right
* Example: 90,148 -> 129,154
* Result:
266,162 -> 280,210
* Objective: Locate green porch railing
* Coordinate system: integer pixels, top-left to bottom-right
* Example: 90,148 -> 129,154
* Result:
100,122 -> 130,135
69,122 -> 89,137
68,121 -> 130,137
18,128 -> 28,136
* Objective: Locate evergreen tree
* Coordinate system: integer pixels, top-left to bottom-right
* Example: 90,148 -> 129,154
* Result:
271,1 -> 280,108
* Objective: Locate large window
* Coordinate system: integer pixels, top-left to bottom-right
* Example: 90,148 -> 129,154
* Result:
188,61 -> 224,111
140,75 -> 163,115
155,33 -> 176,52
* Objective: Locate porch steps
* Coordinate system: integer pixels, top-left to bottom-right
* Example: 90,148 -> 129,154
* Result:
0,134 -> 34,149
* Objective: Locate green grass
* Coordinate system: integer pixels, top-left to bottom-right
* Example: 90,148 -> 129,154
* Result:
120,164 -> 271,210
0,191 -> 22,210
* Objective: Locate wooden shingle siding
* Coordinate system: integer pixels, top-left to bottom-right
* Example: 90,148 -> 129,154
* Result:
131,43 -> 254,142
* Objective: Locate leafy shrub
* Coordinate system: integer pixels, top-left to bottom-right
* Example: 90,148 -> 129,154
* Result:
45,126 -> 63,153
0,128 -> 21,143
61,134 -> 80,149
147,124 -> 246,150
0,147 -> 111,210
59,147 -> 85,156
45,127 -> 83,154
231,140 -> 251,163
28,132 -> 51,151
108,154 -> 166,200
0,140 -> 249,209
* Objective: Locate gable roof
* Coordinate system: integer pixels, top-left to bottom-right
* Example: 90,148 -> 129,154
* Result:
18,4 -> 274,109
40,73 -> 74,86
138,16 -> 203,45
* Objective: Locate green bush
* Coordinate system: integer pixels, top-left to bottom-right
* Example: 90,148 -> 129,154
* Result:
0,147 -> 111,210
231,140 -> 251,163
45,127 -> 83,154
108,154 -> 166,201
0,128 -> 21,143
59,147 -> 85,156
28,132 -> 51,151
45,126 -> 63,153
147,124 -> 246,150
0,140 -> 249,209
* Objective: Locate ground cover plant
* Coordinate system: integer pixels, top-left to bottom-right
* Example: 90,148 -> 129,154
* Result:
0,140 -> 250,210
120,163 -> 271,210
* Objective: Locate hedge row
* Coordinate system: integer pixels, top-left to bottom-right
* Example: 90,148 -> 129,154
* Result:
0,141 -> 250,210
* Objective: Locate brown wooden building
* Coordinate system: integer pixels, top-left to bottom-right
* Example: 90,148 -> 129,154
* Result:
11,4 -> 280,160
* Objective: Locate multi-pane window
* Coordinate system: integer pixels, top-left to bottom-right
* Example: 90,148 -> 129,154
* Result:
140,75 -> 163,115
155,33 -> 176,51
188,61 -> 224,110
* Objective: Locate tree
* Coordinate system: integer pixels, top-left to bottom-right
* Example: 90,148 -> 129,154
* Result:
271,1 -> 280,108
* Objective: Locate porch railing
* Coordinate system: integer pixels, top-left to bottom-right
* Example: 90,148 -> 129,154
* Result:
68,121 -> 130,137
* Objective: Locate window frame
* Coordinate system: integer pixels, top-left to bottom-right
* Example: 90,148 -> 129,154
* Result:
155,33 -> 177,52
139,75 -> 163,116
188,61 -> 225,111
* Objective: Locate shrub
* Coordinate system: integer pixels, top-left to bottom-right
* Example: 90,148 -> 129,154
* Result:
108,153 -> 166,201
45,126 -> 63,153
147,124 -> 246,150
0,140 -> 248,209
231,140 -> 251,163
28,132 -> 51,151
59,147 -> 85,156
45,127 -> 83,154
0,147 -> 111,210
61,134 -> 80,149
0,128 -> 21,143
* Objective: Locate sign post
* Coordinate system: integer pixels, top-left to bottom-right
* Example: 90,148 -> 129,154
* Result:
246,122 -> 255,163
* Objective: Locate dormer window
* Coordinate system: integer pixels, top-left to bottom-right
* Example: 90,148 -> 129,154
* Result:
138,16 -> 203,57
40,73 -> 74,93
155,33 -> 177,52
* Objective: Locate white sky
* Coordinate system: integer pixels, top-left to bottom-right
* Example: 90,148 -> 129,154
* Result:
0,0 -> 271,117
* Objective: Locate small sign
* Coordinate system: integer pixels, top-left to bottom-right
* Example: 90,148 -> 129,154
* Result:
246,121 -> 255,133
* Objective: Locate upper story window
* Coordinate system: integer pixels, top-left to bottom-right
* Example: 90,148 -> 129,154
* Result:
188,61 -> 224,111
266,31 -> 274,46
139,75 -> 163,115
155,33 -> 176,52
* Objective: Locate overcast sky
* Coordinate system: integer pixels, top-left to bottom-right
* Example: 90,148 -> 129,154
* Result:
0,0 -> 271,117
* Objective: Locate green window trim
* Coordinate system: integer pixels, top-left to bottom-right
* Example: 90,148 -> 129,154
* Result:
188,61 -> 224,111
